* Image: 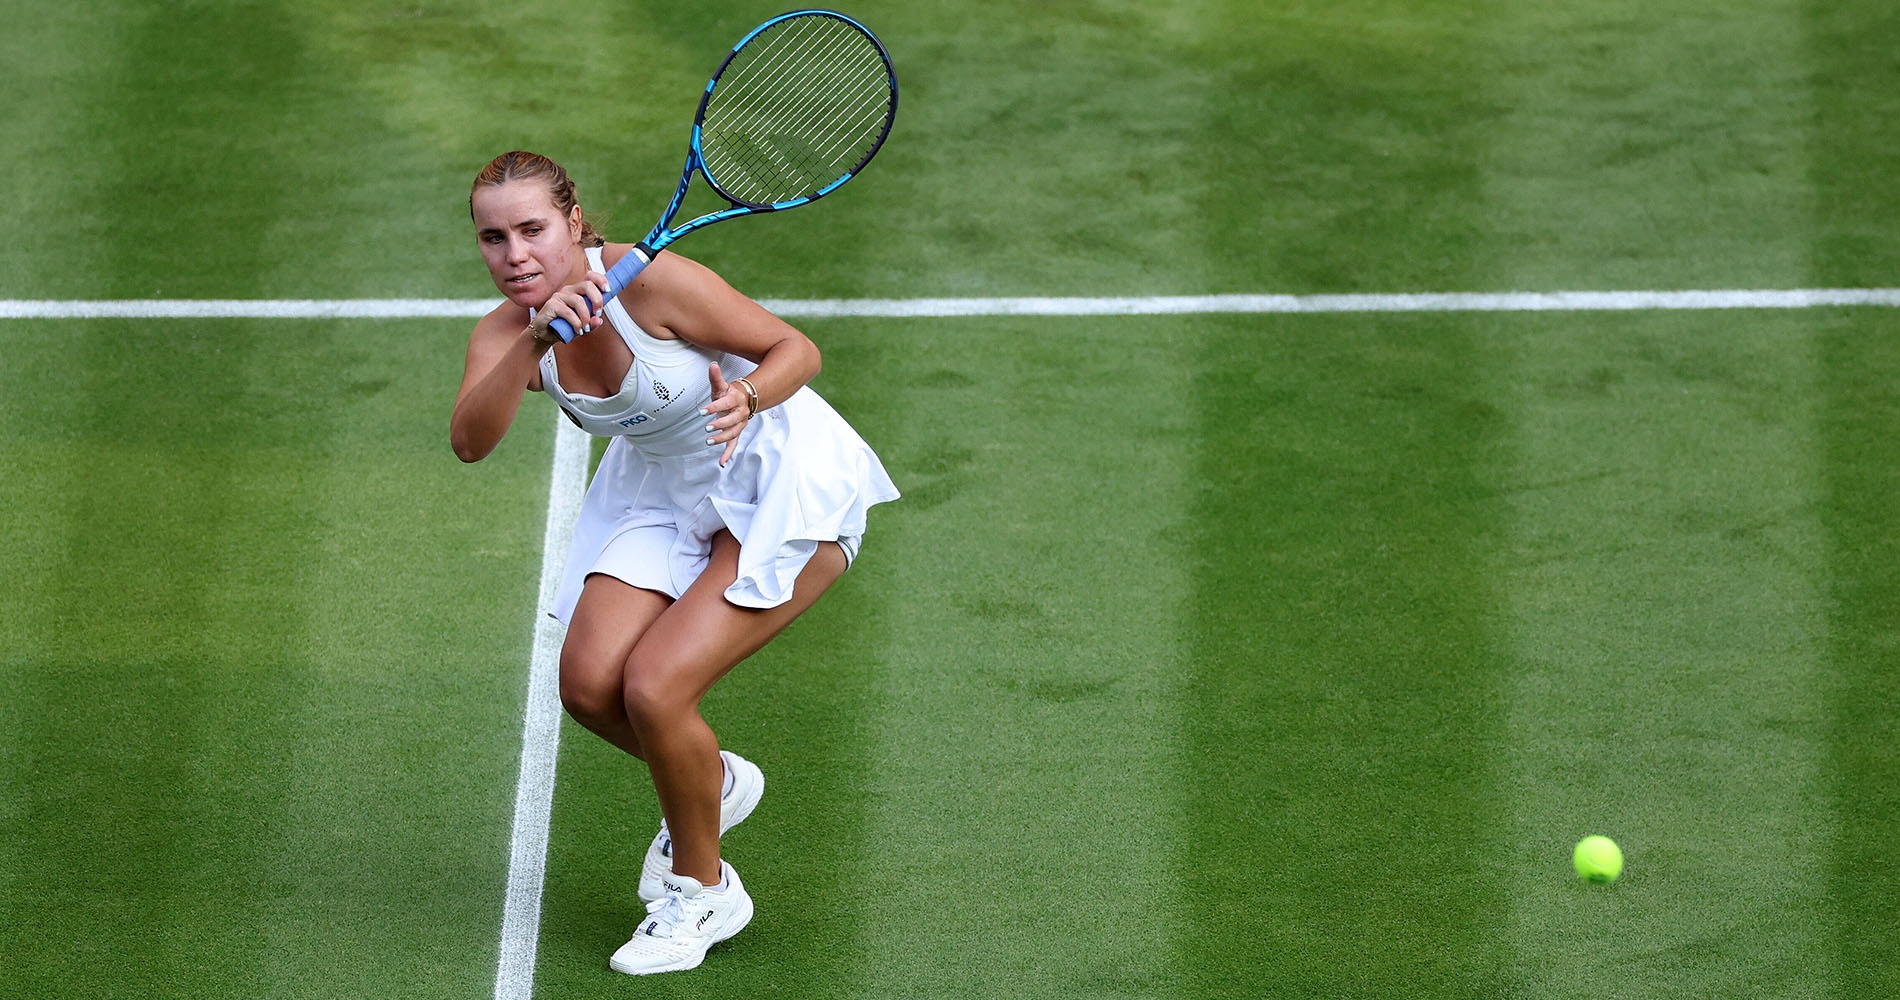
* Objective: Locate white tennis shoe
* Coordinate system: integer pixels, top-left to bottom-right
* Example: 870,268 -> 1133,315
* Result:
609,860 -> 754,976
638,750 -> 764,902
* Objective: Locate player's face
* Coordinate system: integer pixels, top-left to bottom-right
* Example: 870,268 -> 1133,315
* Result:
472,181 -> 585,309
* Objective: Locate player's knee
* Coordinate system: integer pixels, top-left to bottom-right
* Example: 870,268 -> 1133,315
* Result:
561,680 -> 621,731
559,649 -> 624,729
621,666 -> 688,735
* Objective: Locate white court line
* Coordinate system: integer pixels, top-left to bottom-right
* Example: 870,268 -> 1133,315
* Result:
767,288 -> 1900,316
2,288 -> 1899,320
493,414 -> 590,1000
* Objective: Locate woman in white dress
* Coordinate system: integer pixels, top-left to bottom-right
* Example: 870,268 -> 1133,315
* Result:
450,151 -> 898,976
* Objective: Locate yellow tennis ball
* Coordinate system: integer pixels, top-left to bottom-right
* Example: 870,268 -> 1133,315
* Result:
1573,835 -> 1623,883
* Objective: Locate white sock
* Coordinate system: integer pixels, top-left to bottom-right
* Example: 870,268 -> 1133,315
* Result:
721,757 -> 735,799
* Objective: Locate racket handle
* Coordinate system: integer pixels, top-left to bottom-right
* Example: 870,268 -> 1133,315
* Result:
548,244 -> 656,343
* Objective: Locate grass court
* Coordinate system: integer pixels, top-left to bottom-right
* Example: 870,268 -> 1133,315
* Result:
2,1 -> 1897,997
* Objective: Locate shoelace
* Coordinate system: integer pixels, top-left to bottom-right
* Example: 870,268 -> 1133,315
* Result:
639,891 -> 687,940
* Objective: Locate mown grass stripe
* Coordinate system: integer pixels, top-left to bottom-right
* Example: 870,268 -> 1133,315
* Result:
1494,313 -> 1836,995
1812,1 -> 1900,992
1818,313 -> 1900,997
2,288 -> 1899,320
838,320 -> 1192,997
1181,314 -> 1518,997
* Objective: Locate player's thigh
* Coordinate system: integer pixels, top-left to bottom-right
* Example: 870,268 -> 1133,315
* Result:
561,573 -> 672,710
625,533 -> 849,710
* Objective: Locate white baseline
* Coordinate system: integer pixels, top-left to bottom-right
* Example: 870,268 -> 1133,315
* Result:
2,288 -> 1899,320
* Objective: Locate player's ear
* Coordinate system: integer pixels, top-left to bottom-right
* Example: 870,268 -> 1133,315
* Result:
569,203 -> 585,242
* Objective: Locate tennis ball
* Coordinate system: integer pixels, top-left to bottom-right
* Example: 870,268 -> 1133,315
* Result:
1573,835 -> 1623,883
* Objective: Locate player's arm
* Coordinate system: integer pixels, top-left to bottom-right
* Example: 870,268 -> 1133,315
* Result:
626,252 -> 821,462
452,276 -> 608,462
450,313 -> 554,463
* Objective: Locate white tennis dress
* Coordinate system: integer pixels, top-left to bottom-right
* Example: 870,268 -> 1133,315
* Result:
540,247 -> 899,622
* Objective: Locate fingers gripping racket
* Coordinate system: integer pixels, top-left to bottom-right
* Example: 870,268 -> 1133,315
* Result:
549,9 -> 898,342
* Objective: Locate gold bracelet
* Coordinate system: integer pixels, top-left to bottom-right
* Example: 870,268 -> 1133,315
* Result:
733,376 -> 759,416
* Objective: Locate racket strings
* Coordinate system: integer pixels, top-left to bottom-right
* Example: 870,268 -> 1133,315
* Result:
720,24 -> 883,138
723,40 -> 877,144
713,19 -> 875,137
700,14 -> 894,206
705,23 -> 885,198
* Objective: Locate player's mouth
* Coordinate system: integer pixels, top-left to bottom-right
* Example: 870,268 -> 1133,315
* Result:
507,272 -> 540,286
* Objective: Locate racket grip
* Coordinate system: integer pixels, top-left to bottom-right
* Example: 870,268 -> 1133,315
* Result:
548,244 -> 656,343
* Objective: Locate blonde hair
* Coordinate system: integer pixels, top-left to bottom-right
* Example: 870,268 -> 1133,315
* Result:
470,151 -> 605,247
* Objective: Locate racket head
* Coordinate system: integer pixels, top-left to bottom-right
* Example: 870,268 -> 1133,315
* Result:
690,10 -> 898,211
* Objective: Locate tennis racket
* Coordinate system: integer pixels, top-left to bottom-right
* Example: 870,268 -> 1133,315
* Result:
549,9 -> 898,342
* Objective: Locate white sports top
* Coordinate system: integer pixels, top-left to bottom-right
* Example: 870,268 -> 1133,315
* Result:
535,246 -> 758,459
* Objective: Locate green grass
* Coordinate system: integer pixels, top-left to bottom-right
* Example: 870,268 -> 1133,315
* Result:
3,1 -> 1899,998
0,321 -> 537,997
1819,313 -> 1900,996
1181,313 -> 1516,998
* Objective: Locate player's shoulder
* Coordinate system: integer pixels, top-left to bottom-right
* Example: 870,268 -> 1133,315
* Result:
619,249 -> 747,342
648,249 -> 735,299
618,246 -> 729,308
473,299 -> 530,340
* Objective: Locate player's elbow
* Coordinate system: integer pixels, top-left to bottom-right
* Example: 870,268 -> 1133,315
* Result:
450,424 -> 495,463
799,335 -> 822,383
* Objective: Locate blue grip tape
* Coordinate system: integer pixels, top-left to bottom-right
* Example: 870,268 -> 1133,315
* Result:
548,245 -> 655,342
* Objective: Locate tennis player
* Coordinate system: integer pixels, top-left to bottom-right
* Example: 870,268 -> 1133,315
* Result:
451,151 -> 899,975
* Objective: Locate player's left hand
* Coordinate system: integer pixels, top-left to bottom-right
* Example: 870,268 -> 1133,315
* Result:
703,362 -> 753,467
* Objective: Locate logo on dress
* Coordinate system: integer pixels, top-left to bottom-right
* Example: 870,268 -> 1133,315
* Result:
617,413 -> 651,428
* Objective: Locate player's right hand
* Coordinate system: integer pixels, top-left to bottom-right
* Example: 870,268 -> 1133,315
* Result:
528,271 -> 611,342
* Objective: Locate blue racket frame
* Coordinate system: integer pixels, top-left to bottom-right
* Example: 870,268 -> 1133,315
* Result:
550,9 -> 897,342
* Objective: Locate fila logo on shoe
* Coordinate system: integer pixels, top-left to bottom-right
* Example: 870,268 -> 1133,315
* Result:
696,910 -> 714,931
